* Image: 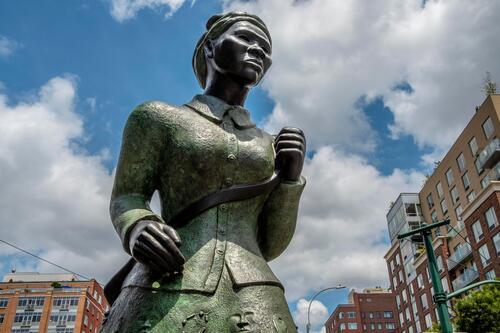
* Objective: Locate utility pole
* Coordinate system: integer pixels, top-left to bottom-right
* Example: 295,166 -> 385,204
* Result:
398,219 -> 454,333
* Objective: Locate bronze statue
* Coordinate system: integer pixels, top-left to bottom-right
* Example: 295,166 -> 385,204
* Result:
102,12 -> 306,333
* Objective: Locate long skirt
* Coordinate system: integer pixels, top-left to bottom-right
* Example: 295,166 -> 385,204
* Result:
100,265 -> 297,333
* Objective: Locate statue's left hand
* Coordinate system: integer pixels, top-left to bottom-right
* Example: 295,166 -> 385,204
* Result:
275,127 -> 306,182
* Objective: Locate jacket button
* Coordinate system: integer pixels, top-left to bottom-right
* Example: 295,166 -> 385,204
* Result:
217,248 -> 224,254
227,154 -> 236,161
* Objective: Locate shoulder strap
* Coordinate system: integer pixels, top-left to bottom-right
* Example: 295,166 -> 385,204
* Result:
169,171 -> 280,227
104,172 -> 281,306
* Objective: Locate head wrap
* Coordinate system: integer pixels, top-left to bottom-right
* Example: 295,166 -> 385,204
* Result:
193,12 -> 272,88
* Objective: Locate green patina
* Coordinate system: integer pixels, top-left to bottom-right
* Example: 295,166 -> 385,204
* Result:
102,94 -> 305,332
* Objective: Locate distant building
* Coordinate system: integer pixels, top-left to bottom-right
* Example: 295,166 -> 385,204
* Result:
0,272 -> 108,333
325,288 -> 399,333
384,94 -> 500,333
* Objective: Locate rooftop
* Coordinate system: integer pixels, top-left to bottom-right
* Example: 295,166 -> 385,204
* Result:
2,271 -> 79,283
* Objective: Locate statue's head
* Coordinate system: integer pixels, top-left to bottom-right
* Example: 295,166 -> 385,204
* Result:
193,12 -> 272,89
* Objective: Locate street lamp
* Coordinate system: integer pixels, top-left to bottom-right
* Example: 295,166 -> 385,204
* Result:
306,284 -> 346,333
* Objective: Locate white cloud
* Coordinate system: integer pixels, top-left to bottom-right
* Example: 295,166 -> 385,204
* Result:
294,298 -> 328,333
268,147 -> 424,300
0,35 -> 19,58
0,76 -> 127,283
224,0 -> 500,151
109,0 -> 188,22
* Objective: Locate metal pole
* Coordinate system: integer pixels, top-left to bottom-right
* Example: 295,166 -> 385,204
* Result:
306,285 -> 346,333
421,229 -> 454,333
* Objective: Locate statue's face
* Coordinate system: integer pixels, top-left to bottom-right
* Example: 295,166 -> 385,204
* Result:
207,21 -> 272,86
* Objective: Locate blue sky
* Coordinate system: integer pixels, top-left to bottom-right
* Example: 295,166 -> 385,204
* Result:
1,1 -> 499,332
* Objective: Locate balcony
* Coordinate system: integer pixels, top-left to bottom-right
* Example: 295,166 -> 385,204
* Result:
447,220 -> 465,238
478,137 -> 500,170
447,244 -> 472,270
487,161 -> 500,182
452,268 -> 479,290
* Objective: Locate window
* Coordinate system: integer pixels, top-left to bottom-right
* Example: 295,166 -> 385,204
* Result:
17,297 -> 45,307
348,323 -> 358,329
417,274 -> 424,289
485,207 -> 498,229
395,254 -> 401,265
347,311 -> 356,318
446,168 -> 454,185
455,205 -> 463,220
396,294 -> 401,308
377,323 -> 382,330
467,191 -> 476,203
431,210 -> 438,223
421,293 -> 428,309
339,312 -> 344,318
436,182 -> 443,198
425,314 -> 432,329
481,174 -> 490,188
386,323 -> 396,330
483,117 -> 494,138
399,313 -> 404,326
371,323 -> 376,330
450,187 -> 459,203
14,312 -> 42,324
384,311 -> 393,318
399,270 -> 404,283
53,297 -> 79,308
479,244 -> 491,266
340,323 -> 345,331
462,172 -> 470,190
472,220 -> 483,242
475,158 -> 484,174
427,194 -> 434,209
485,269 -> 496,279
390,260 -> 394,272
0,313 -> 4,324
392,276 -> 397,289
369,312 -> 374,318
494,233 -> 500,254
84,315 -> 89,326
437,256 -> 444,272
405,307 -> 411,322
440,200 -> 448,214
469,137 -> 479,156
457,153 -> 466,172
0,298 -> 8,307
442,276 -> 450,293
402,289 -> 407,304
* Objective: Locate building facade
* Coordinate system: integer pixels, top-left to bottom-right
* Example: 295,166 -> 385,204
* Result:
384,94 -> 500,333
0,272 -> 108,333
325,288 -> 399,333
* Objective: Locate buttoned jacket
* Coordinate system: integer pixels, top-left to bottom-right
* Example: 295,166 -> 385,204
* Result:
110,94 -> 305,293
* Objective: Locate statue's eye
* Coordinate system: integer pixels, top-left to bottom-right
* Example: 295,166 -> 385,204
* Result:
237,34 -> 250,42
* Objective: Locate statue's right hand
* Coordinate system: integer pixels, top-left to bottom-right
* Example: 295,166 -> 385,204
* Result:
128,220 -> 185,274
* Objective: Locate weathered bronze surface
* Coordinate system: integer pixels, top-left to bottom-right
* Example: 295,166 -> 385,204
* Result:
102,12 -> 306,333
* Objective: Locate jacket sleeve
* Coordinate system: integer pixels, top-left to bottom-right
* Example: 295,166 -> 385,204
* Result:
110,103 -> 165,254
258,176 -> 306,261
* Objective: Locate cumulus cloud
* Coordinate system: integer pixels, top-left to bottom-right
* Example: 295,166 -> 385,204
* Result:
0,35 -> 20,58
268,147 -> 424,300
294,298 -> 328,333
109,0 -> 188,22
224,0 -> 500,151
0,76 -> 126,283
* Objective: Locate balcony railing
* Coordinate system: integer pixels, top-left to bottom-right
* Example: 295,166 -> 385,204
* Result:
447,220 -> 465,238
447,243 -> 472,270
452,268 -> 479,290
478,137 -> 500,170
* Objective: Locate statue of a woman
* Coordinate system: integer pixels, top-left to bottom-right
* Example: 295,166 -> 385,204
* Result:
102,12 -> 306,333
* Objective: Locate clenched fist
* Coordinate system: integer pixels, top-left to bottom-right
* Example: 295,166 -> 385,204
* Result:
128,220 -> 185,274
274,127 -> 306,182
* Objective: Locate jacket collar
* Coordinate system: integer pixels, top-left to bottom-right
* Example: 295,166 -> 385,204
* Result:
185,94 -> 256,130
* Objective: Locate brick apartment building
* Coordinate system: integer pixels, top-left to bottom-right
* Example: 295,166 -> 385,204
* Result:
0,272 -> 108,333
325,288 -> 399,333
384,94 -> 500,333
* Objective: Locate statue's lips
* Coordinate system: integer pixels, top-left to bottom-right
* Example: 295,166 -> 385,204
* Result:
244,59 -> 263,72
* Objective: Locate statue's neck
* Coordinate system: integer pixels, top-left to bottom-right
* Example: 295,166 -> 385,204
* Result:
203,73 -> 250,107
